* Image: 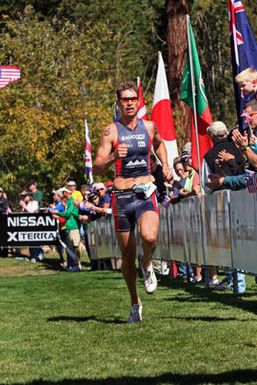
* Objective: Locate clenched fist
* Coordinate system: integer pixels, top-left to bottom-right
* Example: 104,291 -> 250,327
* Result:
114,143 -> 129,159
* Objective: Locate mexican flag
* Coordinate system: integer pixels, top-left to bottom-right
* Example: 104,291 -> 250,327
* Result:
180,17 -> 213,170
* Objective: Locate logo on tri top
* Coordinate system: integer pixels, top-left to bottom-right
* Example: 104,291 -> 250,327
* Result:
138,141 -> 146,147
126,160 -> 147,168
121,134 -> 145,141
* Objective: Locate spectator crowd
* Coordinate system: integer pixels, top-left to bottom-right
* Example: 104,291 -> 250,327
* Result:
1,68 -> 257,292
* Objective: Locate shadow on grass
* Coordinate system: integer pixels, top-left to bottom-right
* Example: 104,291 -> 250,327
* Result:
155,315 -> 253,322
158,276 -> 257,317
9,369 -> 257,385
41,259 -> 123,277
48,315 -> 126,324
39,257 -> 63,271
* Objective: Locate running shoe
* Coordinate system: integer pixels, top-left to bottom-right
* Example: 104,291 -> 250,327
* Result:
141,263 -> 157,294
128,303 -> 143,323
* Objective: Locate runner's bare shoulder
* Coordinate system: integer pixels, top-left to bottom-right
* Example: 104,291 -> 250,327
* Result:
101,122 -> 118,143
142,119 -> 157,137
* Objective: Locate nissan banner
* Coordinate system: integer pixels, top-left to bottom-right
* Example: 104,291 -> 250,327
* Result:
0,213 -> 58,247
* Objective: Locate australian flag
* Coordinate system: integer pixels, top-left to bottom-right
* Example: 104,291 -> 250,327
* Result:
228,0 -> 257,128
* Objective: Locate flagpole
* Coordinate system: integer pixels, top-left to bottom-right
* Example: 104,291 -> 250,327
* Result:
84,118 -> 94,187
186,16 -> 207,274
186,15 -> 202,182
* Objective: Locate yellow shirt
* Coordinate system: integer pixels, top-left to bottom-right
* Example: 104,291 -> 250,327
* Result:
72,190 -> 83,202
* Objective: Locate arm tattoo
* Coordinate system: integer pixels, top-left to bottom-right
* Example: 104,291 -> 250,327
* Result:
104,127 -> 111,136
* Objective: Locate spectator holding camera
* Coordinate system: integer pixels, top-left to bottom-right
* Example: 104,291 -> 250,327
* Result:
19,191 -> 39,213
93,182 -> 111,209
19,191 -> 41,262
233,99 -> 257,168
169,156 -> 189,204
82,191 -> 112,218
178,152 -> 201,198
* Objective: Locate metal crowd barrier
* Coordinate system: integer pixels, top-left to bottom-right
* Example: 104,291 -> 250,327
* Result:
89,189 -> 257,275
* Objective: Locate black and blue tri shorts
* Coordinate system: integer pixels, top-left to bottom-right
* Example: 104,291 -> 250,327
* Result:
111,189 -> 159,232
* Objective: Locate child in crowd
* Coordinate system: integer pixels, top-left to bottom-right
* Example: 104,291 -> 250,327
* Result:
235,68 -> 257,152
235,68 -> 257,102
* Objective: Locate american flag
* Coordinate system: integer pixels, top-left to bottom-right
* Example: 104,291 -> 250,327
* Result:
137,77 -> 148,120
0,66 -> 21,88
228,0 -> 257,128
85,119 -> 94,187
246,171 -> 257,193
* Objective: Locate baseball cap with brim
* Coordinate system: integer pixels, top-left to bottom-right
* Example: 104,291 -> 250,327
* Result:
60,187 -> 72,193
52,188 -> 63,197
67,181 -> 76,186
207,121 -> 229,138
27,179 -> 37,186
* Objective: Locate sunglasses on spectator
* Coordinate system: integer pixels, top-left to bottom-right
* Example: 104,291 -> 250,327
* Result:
96,188 -> 105,191
119,97 -> 139,105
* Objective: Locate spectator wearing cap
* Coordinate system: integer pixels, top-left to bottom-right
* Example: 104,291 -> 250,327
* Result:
93,182 -> 111,208
48,189 -> 66,266
67,181 -> 83,202
51,187 -> 81,271
48,189 -> 65,213
202,121 -> 245,193
27,179 -> 43,208
179,153 -> 201,198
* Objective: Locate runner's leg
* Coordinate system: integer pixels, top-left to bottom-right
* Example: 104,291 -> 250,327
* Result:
116,231 -> 140,305
138,210 -> 159,270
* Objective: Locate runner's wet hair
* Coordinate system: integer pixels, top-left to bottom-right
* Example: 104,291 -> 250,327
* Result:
116,81 -> 139,100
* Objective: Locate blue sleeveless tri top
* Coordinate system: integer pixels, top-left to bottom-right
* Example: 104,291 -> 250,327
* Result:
114,119 -> 152,178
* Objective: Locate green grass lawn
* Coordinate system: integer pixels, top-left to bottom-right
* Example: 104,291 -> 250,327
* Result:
0,256 -> 257,385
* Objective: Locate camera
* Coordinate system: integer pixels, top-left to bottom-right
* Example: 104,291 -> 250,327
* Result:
180,151 -> 190,163
88,192 -> 97,203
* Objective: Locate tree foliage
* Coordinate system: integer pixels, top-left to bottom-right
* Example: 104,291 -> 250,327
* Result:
0,1 -> 163,203
0,0 -> 257,204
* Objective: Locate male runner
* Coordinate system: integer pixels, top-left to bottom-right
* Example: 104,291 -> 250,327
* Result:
93,81 -> 171,323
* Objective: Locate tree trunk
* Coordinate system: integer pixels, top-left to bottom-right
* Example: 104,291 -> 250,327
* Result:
166,0 -> 191,145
